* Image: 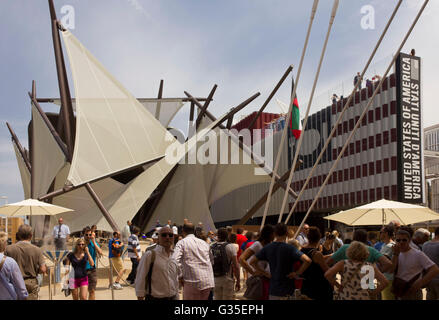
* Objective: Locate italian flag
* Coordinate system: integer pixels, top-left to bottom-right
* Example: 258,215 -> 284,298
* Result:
289,77 -> 302,139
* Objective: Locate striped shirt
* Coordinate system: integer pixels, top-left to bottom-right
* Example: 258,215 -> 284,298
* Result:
171,234 -> 214,290
127,234 -> 141,259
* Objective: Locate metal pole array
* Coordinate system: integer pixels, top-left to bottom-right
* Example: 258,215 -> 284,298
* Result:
284,0 -> 404,225
278,0 -> 339,222
260,0 -> 319,230
291,0 -> 430,238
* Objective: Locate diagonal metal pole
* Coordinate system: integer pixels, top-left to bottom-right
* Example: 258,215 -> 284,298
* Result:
6,123 -> 31,172
238,160 -> 303,226
278,0 -> 339,222
247,65 -> 294,130
187,94 -> 298,199
195,85 -> 218,130
284,0 -> 404,225
291,0 -> 429,238
260,0 -> 319,231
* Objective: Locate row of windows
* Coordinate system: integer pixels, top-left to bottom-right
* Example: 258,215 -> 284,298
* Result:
294,185 -> 398,211
331,101 -> 397,137
331,129 -> 397,159
293,156 -> 397,191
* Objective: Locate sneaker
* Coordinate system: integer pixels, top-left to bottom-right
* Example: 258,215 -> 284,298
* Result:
114,282 -> 123,290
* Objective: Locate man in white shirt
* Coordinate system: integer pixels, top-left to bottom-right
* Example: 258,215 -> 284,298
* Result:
135,226 -> 179,300
122,221 -> 131,244
390,229 -> 439,300
52,218 -> 70,251
296,224 -> 309,247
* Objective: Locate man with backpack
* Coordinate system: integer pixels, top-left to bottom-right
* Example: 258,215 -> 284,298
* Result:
211,228 -> 240,300
108,231 -> 125,290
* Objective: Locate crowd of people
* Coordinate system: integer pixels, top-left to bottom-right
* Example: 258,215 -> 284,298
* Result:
1,218 -> 439,301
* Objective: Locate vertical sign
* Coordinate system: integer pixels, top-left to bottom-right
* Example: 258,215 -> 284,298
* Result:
396,52 -> 424,203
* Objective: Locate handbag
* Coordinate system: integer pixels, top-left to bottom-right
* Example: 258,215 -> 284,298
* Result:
391,274 -> 420,298
391,260 -> 421,298
243,275 -> 264,300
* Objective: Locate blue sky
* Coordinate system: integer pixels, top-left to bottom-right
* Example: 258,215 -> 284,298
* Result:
0,0 -> 438,203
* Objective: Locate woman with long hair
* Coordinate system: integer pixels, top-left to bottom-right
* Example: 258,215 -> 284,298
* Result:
239,225 -> 275,300
321,232 -> 335,256
64,238 -> 94,300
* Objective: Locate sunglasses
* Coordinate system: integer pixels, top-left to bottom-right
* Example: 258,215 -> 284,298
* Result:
395,238 -> 408,242
160,233 -> 174,238
85,234 -> 92,237
78,244 -> 86,246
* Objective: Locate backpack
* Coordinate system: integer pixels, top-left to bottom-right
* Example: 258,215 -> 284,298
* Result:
111,239 -> 122,257
211,243 -> 230,277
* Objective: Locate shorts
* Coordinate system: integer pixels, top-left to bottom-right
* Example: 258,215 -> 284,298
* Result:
111,257 -> 124,274
87,268 -> 97,291
71,276 -> 88,289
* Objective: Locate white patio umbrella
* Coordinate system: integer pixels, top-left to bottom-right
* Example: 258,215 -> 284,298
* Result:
0,198 -> 74,218
324,199 -> 439,226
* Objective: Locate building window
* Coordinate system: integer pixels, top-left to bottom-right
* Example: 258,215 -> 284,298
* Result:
376,160 -> 382,174
368,110 -> 374,124
376,187 -> 382,199
384,158 -> 389,172
362,138 -> 368,151
369,136 -> 375,149
369,162 -> 375,175
376,134 -> 382,147
383,131 -> 389,145
363,164 -> 368,177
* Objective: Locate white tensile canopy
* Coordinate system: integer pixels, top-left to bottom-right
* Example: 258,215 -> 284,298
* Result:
54,118 -> 222,232
31,103 -> 67,197
61,30 -> 176,187
12,29 -> 275,234
12,141 -> 31,199
52,98 -> 185,128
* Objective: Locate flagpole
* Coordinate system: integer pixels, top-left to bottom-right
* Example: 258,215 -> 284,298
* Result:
284,0 -> 404,225
290,0 -> 430,238
259,0 -> 319,231
278,0 -> 339,223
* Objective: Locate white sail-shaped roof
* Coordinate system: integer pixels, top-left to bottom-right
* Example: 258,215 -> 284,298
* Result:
198,117 -> 271,203
52,177 -> 125,232
12,142 -> 31,199
146,163 -> 215,232
31,103 -> 67,197
61,30 -> 176,186
52,98 -> 185,128
140,99 -> 185,127
55,117 -> 222,232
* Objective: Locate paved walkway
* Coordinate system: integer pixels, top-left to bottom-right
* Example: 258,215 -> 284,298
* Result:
38,240 -> 246,301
